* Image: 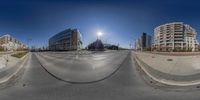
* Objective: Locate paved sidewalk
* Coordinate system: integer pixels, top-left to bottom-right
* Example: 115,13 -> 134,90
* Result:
151,52 -> 200,56
0,54 -> 20,69
0,52 -> 29,89
135,52 -> 200,76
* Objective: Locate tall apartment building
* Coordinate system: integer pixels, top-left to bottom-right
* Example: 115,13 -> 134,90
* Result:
0,34 -> 26,51
154,22 -> 199,52
49,28 -> 82,51
135,32 -> 152,51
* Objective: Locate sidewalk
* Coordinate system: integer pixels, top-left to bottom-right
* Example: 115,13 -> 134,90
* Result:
135,52 -> 200,76
134,51 -> 200,86
0,53 -> 29,88
151,51 -> 200,56
0,54 -> 20,69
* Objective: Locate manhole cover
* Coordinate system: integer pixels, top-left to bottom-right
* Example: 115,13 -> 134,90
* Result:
22,84 -> 26,87
196,86 -> 200,88
167,59 -> 173,61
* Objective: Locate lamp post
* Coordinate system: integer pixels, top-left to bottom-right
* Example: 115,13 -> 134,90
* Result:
27,38 -> 32,51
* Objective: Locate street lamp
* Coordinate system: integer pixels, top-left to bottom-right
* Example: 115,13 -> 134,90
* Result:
27,38 -> 32,50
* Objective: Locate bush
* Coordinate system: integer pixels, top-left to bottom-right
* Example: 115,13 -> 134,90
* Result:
0,47 -> 4,52
11,52 -> 28,58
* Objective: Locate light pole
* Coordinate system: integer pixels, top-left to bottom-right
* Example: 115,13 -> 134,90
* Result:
27,38 -> 32,51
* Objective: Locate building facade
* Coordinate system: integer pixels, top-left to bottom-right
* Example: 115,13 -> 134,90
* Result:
49,28 -> 82,51
154,22 -> 199,52
0,34 -> 26,51
87,39 -> 104,51
135,32 -> 152,51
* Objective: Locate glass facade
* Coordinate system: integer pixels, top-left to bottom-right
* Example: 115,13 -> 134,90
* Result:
49,28 -> 82,51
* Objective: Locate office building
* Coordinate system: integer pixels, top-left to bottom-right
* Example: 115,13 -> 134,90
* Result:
49,28 -> 82,51
154,22 -> 199,52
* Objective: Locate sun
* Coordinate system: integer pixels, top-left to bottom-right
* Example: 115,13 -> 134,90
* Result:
97,32 -> 103,36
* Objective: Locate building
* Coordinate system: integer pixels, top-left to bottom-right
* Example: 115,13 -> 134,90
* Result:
135,38 -> 141,50
49,28 -> 82,51
135,32 -> 152,51
154,22 -> 199,52
104,43 -> 119,50
87,39 -> 104,51
0,34 -> 26,51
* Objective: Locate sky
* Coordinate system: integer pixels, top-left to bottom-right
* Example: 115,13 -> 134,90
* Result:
0,0 -> 200,48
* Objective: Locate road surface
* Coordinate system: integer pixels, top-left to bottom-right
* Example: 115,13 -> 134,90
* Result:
0,51 -> 200,100
35,51 -> 128,83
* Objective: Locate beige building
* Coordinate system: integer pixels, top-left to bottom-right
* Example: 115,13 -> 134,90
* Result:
0,34 -> 26,51
154,22 -> 199,52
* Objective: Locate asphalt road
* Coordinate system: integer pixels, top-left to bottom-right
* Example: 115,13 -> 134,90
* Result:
35,50 -> 129,83
0,51 -> 200,100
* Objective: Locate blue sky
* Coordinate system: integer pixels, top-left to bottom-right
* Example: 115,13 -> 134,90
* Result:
0,0 -> 200,48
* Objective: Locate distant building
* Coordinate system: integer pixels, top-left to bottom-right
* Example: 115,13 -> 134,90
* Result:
135,38 -> 141,50
104,43 -> 119,50
87,39 -> 104,51
49,28 -> 82,51
154,22 -> 199,52
0,34 -> 26,51
135,32 -> 152,51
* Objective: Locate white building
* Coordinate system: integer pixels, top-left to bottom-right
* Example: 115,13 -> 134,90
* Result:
154,22 -> 199,52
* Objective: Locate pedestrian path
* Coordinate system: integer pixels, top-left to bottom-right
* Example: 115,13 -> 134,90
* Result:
0,54 -> 19,69
135,52 -> 200,76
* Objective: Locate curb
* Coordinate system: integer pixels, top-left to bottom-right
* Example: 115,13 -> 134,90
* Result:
20,52 -> 29,60
133,52 -> 200,87
0,52 -> 29,88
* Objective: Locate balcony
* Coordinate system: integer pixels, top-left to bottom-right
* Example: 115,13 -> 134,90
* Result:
174,35 -> 183,37
174,45 -> 182,47
174,37 -> 183,40
160,39 -> 164,42
166,40 -> 172,43
166,35 -> 171,38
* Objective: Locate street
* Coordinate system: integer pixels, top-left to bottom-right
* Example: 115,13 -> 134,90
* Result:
0,51 -> 200,100
35,51 -> 129,83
